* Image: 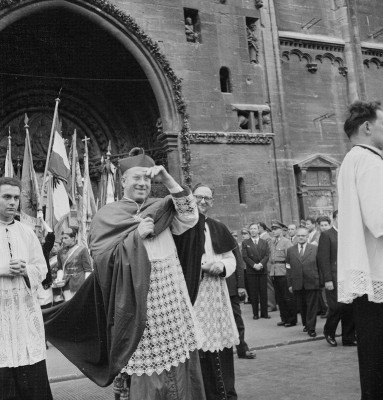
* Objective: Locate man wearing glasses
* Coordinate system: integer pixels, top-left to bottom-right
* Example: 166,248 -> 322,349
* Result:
183,183 -> 239,400
0,177 -> 52,400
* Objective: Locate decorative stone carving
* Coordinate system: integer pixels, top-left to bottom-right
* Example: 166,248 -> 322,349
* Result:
338,66 -> 348,76
280,37 -> 344,53
363,57 -> 383,69
294,154 -> 340,219
255,0 -> 263,9
282,47 -> 346,75
232,104 -> 271,133
189,132 -> 273,145
185,17 -> 199,43
306,63 -> 318,73
246,21 -> 259,64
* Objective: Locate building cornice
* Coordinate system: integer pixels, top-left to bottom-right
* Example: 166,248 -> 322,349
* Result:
189,132 -> 274,145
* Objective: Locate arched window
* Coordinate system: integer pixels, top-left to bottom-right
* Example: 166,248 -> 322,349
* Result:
238,177 -> 246,204
219,67 -> 231,93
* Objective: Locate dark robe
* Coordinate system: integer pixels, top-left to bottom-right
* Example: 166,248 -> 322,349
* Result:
44,193 -> 184,387
173,214 -> 237,297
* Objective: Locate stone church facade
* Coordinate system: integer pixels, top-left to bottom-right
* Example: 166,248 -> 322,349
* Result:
0,0 -> 381,230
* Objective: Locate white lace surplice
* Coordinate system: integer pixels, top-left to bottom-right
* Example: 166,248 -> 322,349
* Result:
194,275 -> 239,352
0,221 -> 47,368
121,192 -> 203,376
194,223 -> 239,352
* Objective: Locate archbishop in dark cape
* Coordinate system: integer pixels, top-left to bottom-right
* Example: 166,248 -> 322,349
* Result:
44,152 -> 206,399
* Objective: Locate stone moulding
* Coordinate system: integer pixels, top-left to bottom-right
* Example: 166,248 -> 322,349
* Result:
281,48 -> 346,75
189,132 -> 274,144
0,0 -> 193,186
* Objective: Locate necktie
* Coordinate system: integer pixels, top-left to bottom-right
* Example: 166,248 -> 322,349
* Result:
299,245 -> 304,257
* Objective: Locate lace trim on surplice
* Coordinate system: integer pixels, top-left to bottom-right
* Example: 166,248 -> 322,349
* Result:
121,254 -> 200,376
172,193 -> 196,217
194,275 -> 239,352
338,269 -> 383,304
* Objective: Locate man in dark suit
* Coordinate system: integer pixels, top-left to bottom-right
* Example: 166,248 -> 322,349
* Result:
242,223 -> 270,320
286,227 -> 320,337
230,231 -> 256,360
317,210 -> 356,347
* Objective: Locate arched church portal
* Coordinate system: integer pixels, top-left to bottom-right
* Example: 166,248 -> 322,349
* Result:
0,0 -> 184,189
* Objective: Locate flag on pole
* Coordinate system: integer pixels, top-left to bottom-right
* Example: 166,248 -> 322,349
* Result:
48,116 -> 70,183
78,136 -> 91,247
67,130 -> 83,204
45,175 -> 71,229
99,143 -> 116,208
20,126 -> 39,221
4,129 -> 14,177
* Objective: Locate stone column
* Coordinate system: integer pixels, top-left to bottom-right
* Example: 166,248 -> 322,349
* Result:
260,0 -> 299,223
336,0 -> 367,102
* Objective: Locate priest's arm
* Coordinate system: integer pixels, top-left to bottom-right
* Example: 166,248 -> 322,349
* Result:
146,165 -> 198,235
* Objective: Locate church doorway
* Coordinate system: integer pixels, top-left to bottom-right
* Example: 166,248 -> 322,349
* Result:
0,1 -> 182,192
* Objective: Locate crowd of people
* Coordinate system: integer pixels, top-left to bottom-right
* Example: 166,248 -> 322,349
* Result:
233,214 -> 356,344
1,100 -> 383,400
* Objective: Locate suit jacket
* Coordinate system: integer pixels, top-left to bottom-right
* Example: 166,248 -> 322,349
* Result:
286,243 -> 320,290
226,244 -> 246,296
242,238 -> 270,275
317,227 -> 338,285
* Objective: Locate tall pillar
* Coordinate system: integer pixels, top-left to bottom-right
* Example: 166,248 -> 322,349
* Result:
335,0 -> 367,102
260,0 -> 299,223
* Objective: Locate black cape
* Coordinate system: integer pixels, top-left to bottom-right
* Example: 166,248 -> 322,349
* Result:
173,213 -> 237,304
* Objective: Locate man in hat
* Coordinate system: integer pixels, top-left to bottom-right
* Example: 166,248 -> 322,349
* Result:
0,177 -> 52,400
90,151 -> 205,398
337,101 -> 383,399
269,220 -> 297,327
44,150 -> 206,400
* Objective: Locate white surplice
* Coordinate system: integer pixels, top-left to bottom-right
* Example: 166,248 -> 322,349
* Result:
338,145 -> 383,303
0,220 -> 47,367
194,223 -> 239,352
121,190 -> 204,377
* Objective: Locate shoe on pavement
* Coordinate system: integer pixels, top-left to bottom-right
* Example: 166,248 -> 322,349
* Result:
342,340 -> 357,346
238,351 -> 256,359
277,321 -> 286,326
284,323 -> 297,328
268,307 -> 277,312
308,330 -> 317,338
261,315 -> 271,319
302,326 -> 308,332
325,334 -> 337,347
253,315 -> 259,320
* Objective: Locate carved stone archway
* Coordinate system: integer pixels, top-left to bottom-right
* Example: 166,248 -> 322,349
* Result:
0,0 -> 191,184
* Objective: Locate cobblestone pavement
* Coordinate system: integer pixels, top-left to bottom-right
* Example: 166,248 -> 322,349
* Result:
50,340 -> 360,400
